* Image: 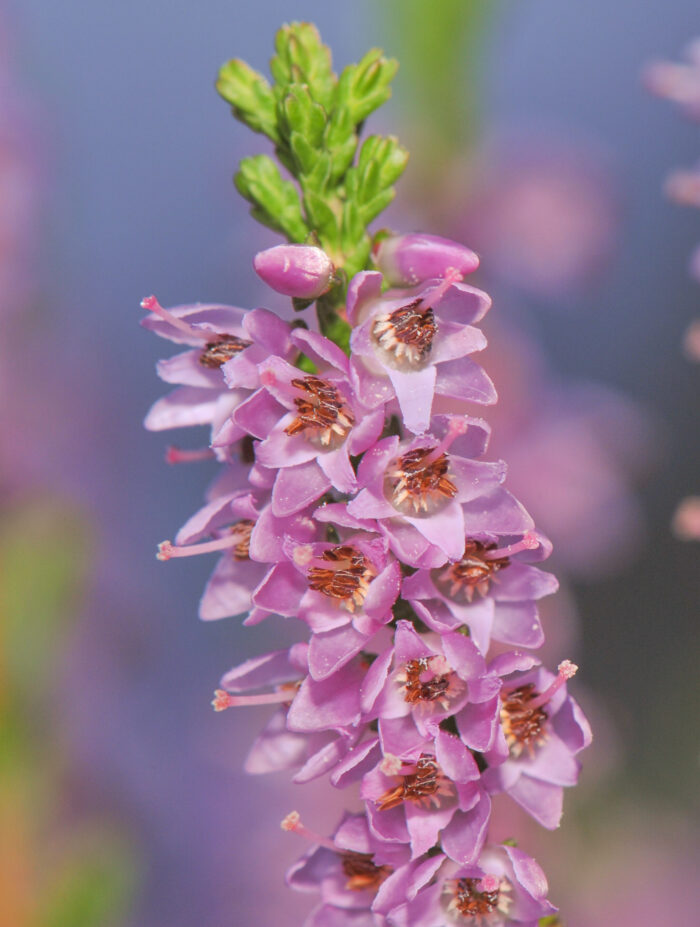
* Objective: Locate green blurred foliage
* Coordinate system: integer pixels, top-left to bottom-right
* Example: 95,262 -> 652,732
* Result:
0,498 -> 137,927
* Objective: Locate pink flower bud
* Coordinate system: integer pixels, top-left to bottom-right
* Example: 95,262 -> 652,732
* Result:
253,244 -> 334,299
373,233 -> 480,286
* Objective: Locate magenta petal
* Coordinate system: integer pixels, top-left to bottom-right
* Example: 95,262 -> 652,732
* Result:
157,349 -> 222,388
440,792 -> 491,865
221,648 -> 298,691
405,501 -> 465,561
491,601 -> 544,648
272,461 -> 331,516
233,388 -> 284,439
509,775 -> 564,829
293,737 -> 353,784
387,365 -> 437,434
395,620 -> 434,662
292,328 -> 350,375
373,854 -> 444,916
287,661 -> 365,732
199,556 -> 265,620
144,386 -> 221,430
318,447 -> 358,494
456,697 -> 501,752
252,563 -> 306,616
524,734 -> 580,786
431,324 -> 487,363
363,560 -> 401,619
492,562 -> 559,601
243,307 -> 292,355
330,738 -> 381,789
244,708 -> 311,773
405,801 -> 454,858
440,632 -> 486,682
308,624 -> 370,681
435,729 -> 480,783
462,488 -> 534,535
379,716 -> 429,758
434,357 -> 496,405
346,270 -> 383,325
360,646 -> 394,713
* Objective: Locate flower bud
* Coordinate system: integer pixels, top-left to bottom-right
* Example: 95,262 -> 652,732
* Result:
373,233 -> 480,286
253,244 -> 334,299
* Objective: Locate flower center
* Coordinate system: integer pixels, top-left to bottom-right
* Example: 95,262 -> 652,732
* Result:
199,334 -> 252,368
307,545 -> 374,612
403,657 -> 452,704
436,540 -> 510,601
500,684 -> 548,758
384,446 -> 457,516
231,519 -> 255,560
377,755 -> 451,811
445,876 -> 512,923
372,299 -> 437,369
284,376 -> 355,448
341,853 -> 393,893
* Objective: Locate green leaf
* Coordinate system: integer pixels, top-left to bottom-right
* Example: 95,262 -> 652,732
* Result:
302,188 -> 340,250
216,59 -> 279,142
235,155 -> 308,241
271,22 -> 336,109
282,85 -> 327,147
359,189 -> 396,225
337,50 -> 398,125
35,838 -> 136,927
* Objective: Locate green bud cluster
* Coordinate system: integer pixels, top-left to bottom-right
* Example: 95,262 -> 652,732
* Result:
217,22 -> 408,284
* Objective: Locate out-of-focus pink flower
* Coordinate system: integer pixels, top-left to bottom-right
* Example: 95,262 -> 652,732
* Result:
644,38 -> 700,121
671,495 -> 700,541
461,131 -> 619,301
481,323 -> 650,577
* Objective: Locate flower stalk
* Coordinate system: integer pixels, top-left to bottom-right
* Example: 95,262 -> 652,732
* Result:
142,22 -> 591,926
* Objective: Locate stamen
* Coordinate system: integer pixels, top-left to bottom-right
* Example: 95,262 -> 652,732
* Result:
372,299 -> 437,368
157,521 -> 255,560
307,545 -> 374,613
402,657 -> 453,705
165,445 -> 216,464
499,666 -> 577,758
385,429 -> 463,516
199,334 -> 252,368
418,267 -> 464,308
341,853 -> 393,892
436,539 -> 511,601
446,875 -> 511,920
284,376 -> 355,449
141,295 -> 206,341
528,661 -> 578,710
280,812 -> 338,852
484,532 -> 539,561
377,755 -> 451,811
212,687 -> 297,710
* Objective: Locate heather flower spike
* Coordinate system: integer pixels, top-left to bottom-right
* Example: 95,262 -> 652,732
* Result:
143,21 -> 590,925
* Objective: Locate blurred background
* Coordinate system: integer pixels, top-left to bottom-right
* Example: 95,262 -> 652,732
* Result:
1,1 -> 698,925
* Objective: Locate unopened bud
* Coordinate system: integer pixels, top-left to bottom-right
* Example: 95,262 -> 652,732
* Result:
373,233 -> 480,286
254,244 -> 334,299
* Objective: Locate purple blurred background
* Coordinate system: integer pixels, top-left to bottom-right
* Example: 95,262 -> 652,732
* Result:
4,1 -> 699,924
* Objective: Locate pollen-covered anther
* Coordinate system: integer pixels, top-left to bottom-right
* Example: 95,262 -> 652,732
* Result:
341,853 -> 393,893
437,539 -> 511,601
156,520 -> 257,561
372,298 -> 437,368
284,376 -> 355,448
281,811 -> 301,832
212,689 -> 235,711
385,446 -> 457,515
307,545 -> 375,612
377,755 -> 452,811
445,874 -> 512,921
401,656 -> 453,707
199,333 -> 251,368
500,684 -> 549,758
